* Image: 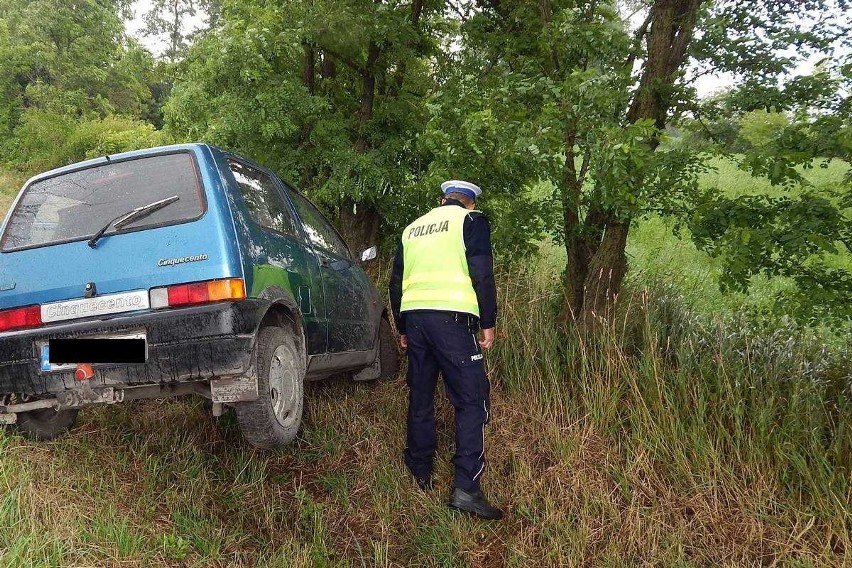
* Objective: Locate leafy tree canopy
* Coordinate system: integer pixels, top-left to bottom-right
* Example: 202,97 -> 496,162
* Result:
162,0 -> 850,325
164,0 -> 446,250
0,0 -> 155,121
0,0 -> 165,169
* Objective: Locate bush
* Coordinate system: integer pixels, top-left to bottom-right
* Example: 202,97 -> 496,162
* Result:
65,116 -> 171,162
738,109 -> 790,149
4,111 -> 170,172
4,110 -> 76,172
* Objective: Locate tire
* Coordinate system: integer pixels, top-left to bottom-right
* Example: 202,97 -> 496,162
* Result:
234,325 -> 305,450
14,406 -> 79,441
377,318 -> 400,380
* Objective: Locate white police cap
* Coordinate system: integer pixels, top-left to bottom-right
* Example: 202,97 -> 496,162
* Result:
441,180 -> 482,200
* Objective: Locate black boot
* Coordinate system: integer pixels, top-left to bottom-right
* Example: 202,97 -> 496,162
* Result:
448,488 -> 503,520
414,473 -> 434,491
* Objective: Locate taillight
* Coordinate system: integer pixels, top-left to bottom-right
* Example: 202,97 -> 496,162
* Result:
0,305 -> 43,333
150,278 -> 246,309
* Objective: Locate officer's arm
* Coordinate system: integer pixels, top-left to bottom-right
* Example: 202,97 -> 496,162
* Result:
463,213 -> 497,330
388,239 -> 406,335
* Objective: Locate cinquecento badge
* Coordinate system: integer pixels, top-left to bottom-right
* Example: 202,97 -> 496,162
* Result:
157,253 -> 209,267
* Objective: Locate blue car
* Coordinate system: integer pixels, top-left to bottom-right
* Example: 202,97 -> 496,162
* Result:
0,144 -> 398,448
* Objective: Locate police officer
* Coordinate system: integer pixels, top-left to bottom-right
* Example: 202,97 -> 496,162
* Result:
389,180 -> 502,520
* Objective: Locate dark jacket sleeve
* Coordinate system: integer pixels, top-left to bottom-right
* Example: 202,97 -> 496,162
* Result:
464,212 -> 497,329
388,239 -> 406,334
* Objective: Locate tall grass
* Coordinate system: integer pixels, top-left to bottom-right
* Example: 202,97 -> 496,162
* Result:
0,263 -> 850,566
491,264 -> 852,563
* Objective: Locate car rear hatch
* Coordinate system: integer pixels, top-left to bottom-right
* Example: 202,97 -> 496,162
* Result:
0,149 -> 243,323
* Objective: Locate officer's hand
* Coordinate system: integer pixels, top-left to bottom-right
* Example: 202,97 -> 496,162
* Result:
399,334 -> 408,349
479,327 -> 495,350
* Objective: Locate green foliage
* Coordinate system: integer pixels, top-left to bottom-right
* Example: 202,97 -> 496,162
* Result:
0,0 -> 848,325
142,0 -> 211,62
67,116 -> 171,161
689,190 -> 851,323
0,0 -> 156,121
163,0 -> 850,320
691,0 -> 850,80
0,0 -> 164,170
6,110 -> 76,171
737,110 -> 789,149
158,532 -> 192,562
425,2 -> 646,231
7,111 -> 169,171
164,0 -> 442,239
485,187 -> 558,261
685,50 -> 852,324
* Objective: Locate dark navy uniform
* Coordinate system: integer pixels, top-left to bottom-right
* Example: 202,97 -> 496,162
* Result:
389,198 -> 497,493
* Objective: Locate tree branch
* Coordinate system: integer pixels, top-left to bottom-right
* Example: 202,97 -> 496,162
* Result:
625,8 -> 652,74
316,42 -> 366,75
578,145 -> 592,187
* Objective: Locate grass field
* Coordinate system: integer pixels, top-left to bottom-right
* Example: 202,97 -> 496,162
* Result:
0,159 -> 850,566
626,156 -> 851,318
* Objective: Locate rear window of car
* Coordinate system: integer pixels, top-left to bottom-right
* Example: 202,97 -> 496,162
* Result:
1,152 -> 205,252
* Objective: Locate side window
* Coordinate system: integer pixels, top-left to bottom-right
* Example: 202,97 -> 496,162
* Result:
287,190 -> 351,258
228,160 -> 296,236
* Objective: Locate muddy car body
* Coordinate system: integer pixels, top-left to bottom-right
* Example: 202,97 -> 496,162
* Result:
0,143 -> 397,447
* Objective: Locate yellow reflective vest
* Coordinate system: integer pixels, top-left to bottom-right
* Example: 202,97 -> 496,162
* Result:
400,205 -> 480,316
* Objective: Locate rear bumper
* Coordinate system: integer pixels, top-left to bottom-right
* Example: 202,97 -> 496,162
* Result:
0,300 -> 267,396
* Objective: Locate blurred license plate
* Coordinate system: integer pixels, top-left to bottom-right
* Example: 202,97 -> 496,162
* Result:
39,333 -> 147,371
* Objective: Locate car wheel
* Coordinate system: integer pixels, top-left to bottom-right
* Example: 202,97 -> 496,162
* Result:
14,404 -> 79,441
377,318 -> 400,380
234,325 -> 305,450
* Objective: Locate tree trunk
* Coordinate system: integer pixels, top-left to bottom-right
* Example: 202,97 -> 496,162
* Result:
169,0 -> 182,62
355,42 -> 381,154
559,128 -> 587,322
339,41 -> 382,253
627,0 -> 704,131
389,0 -> 424,97
580,220 -> 629,326
300,43 -> 317,189
320,52 -> 336,79
303,43 -> 316,95
560,0 -> 705,327
339,199 -> 381,256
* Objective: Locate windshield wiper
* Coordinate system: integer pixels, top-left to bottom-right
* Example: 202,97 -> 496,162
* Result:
87,196 -> 180,249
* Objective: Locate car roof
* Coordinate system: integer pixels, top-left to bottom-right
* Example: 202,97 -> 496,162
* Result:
22,143 -> 220,187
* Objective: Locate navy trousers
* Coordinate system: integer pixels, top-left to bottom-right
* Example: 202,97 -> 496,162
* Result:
403,311 -> 491,492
